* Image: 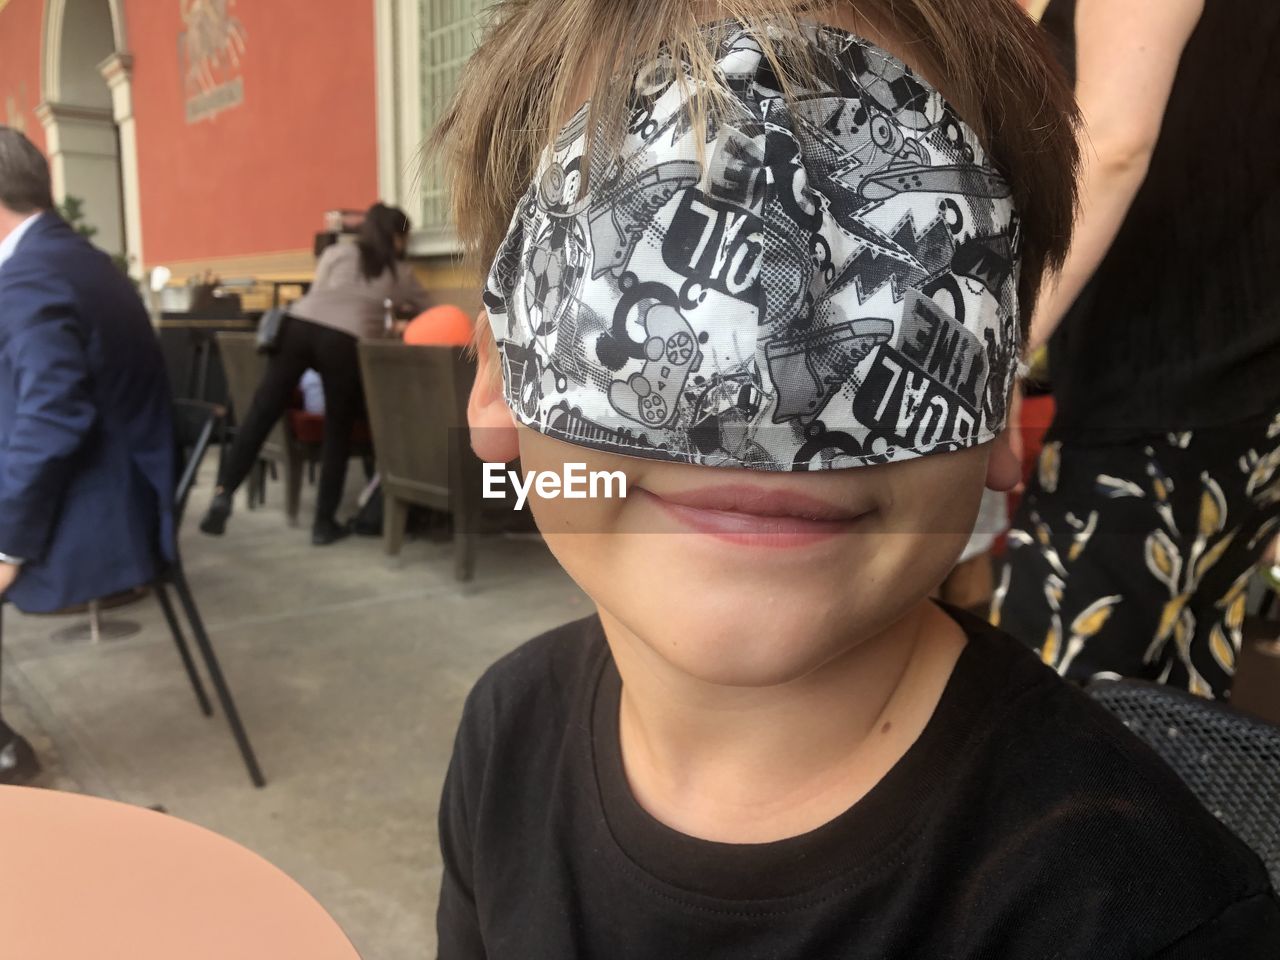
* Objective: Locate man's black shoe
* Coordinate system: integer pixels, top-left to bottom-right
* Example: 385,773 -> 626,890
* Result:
0,733 -> 40,786
199,491 -> 232,536
311,518 -> 352,546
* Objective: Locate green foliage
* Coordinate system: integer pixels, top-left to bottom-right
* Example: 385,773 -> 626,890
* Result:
57,195 -> 134,282
57,195 -> 98,242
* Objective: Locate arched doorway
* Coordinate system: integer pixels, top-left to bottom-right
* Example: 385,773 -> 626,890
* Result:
37,0 -> 142,275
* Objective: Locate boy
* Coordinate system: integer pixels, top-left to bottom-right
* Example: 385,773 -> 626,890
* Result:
434,2 -> 1280,956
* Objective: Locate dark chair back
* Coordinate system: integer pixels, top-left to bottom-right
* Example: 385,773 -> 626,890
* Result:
1087,679 -> 1280,890
215,332 -> 288,462
158,318 -> 253,405
358,342 -> 479,506
172,399 -> 223,525
358,342 -> 485,578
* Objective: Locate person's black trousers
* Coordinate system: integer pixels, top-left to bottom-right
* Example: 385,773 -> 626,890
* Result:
219,315 -> 364,525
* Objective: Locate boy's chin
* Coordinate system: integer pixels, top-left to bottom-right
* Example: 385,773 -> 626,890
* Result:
617,604 -> 888,689
571,536 -> 951,688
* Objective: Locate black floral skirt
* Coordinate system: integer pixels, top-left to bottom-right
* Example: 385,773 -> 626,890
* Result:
993,411 -> 1280,700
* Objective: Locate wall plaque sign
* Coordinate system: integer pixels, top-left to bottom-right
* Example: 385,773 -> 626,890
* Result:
181,0 -> 247,123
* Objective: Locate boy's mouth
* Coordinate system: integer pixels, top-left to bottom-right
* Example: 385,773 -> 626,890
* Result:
633,484 -> 874,547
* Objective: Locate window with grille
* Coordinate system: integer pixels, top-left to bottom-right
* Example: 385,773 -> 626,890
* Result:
418,0 -> 483,236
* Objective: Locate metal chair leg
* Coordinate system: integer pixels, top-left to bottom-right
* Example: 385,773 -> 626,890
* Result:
154,580 -> 213,717
170,564 -> 266,787
216,409 -> 230,483
248,460 -> 266,509
285,454 -> 304,527
88,600 -> 102,644
455,501 -> 478,583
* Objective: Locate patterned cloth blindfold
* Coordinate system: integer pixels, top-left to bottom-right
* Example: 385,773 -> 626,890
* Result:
484,20 -> 1022,471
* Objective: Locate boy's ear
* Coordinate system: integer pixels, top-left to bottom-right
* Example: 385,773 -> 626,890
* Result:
468,315 -> 520,464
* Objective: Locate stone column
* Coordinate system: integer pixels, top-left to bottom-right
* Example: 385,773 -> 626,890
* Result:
100,51 -> 144,279
35,98 -> 126,259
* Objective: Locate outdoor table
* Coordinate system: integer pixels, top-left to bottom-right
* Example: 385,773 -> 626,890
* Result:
0,786 -> 361,959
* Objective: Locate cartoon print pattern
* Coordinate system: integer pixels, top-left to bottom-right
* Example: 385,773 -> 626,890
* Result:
485,20 -> 1021,471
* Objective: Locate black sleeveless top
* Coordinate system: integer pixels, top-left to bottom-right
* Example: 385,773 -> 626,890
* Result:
1042,0 -> 1280,442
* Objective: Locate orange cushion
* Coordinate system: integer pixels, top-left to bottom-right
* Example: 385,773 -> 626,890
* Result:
403,305 -> 473,347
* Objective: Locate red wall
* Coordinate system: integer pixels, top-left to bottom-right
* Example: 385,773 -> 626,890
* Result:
0,0 -> 47,152
127,0 -> 379,264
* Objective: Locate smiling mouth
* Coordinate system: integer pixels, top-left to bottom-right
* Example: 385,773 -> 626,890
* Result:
633,484 -> 873,547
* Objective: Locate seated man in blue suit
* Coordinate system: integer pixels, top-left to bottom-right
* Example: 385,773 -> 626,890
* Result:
0,128 -> 174,784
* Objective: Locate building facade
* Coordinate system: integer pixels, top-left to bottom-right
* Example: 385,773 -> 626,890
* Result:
1,1 -> 1039,290
0,0 -> 479,289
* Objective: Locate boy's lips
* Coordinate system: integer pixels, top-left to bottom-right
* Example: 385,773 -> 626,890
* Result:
633,484 -> 873,547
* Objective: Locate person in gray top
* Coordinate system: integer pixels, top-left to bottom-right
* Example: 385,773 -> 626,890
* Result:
290,215 -> 431,341
200,203 -> 430,544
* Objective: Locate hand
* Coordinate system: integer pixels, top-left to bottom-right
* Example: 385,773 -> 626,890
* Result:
0,562 -> 19,597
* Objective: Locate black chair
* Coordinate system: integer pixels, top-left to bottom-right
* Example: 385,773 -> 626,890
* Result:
0,401 -> 266,787
1087,679 -> 1280,890
160,399 -> 265,787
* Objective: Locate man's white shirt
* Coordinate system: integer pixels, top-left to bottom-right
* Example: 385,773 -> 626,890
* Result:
0,211 -> 42,273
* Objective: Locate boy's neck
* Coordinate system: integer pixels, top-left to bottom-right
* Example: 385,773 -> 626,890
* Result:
600,600 -> 967,845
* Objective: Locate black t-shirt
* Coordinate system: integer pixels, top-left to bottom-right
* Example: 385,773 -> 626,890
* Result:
1040,0 -> 1280,442
436,610 -> 1280,958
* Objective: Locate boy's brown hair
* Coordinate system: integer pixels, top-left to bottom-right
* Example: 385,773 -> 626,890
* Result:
433,0 -> 1079,347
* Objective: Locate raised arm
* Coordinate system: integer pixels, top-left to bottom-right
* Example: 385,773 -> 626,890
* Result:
1027,0 -> 1204,351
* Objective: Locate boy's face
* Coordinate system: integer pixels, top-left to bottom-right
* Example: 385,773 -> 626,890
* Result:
473,376 -> 1016,687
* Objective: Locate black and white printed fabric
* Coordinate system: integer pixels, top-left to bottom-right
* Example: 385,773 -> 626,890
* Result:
484,20 -> 1021,471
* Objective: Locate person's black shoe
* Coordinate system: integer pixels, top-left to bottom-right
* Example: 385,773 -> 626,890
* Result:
199,491 -> 232,536
0,732 -> 41,786
311,517 -> 352,546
